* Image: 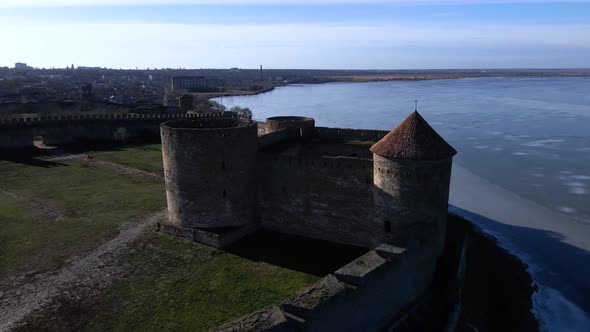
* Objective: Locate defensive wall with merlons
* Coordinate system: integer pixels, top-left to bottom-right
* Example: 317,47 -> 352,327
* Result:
0,112 -> 247,148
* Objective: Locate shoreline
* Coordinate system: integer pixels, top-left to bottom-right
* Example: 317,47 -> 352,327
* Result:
311,72 -> 590,83
210,73 -> 590,100
450,163 -> 590,329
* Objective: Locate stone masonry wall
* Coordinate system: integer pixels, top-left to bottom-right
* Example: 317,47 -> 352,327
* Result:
257,153 -> 390,248
216,242 -> 440,332
0,111 -> 245,148
312,127 -> 389,142
373,155 -> 453,251
258,128 -> 291,149
161,118 -> 258,230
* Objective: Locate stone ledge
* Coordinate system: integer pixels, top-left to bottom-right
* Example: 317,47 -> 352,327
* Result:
374,244 -> 407,259
333,250 -> 388,286
160,223 -> 258,248
212,243 -> 433,331
280,274 -> 349,319
213,306 -> 292,332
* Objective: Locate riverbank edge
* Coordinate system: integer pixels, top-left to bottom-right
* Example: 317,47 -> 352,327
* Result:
209,72 -> 590,100
447,210 -> 540,331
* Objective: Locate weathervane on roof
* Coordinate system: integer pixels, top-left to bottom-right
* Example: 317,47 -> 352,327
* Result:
414,100 -> 418,112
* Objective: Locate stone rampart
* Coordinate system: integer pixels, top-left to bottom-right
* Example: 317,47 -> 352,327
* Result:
265,116 -> 315,138
0,111 -> 244,128
216,242 -> 439,332
312,127 -> 388,142
258,128 -> 291,148
257,153 -> 390,248
0,112 -> 247,148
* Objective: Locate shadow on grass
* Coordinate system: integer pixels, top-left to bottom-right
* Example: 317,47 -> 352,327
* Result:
225,229 -> 369,277
0,148 -> 69,168
0,139 -> 161,168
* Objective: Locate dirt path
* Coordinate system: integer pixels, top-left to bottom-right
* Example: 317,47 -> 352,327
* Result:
44,154 -> 87,162
0,187 -> 66,222
0,188 -> 18,199
89,160 -> 163,182
44,154 -> 163,182
0,209 -> 167,332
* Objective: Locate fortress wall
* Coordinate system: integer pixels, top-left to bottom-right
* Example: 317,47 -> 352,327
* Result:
217,215 -> 539,332
0,111 -> 244,128
0,120 -> 160,148
258,128 -> 290,148
216,243 -> 439,332
0,111 -> 247,148
312,127 -> 389,142
265,116 -> 315,138
257,154 -> 388,248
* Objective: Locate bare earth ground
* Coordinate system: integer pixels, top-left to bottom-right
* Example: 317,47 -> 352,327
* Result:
0,209 -> 167,331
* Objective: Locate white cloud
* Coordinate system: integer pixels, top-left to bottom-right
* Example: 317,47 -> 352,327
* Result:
1,0 -> 590,7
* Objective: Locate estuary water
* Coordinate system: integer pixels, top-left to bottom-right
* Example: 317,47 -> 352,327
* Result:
215,77 -> 590,330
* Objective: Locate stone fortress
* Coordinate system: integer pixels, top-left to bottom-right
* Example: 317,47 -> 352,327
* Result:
0,109 -> 534,330
160,111 -> 455,251
159,111 -> 458,331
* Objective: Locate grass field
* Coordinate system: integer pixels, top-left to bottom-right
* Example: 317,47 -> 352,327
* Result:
93,144 -> 164,174
83,231 -> 319,331
1,149 -> 321,330
0,158 -> 166,280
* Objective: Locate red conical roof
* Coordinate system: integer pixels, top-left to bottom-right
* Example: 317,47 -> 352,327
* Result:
370,111 -> 457,160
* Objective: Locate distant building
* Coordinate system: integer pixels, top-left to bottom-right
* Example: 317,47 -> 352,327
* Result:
178,94 -> 194,112
163,93 -> 177,107
15,62 -> 28,70
171,76 -> 224,92
171,76 -> 207,92
206,78 -> 224,89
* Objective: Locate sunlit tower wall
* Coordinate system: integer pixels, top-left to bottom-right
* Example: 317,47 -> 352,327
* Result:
160,117 -> 259,234
371,111 -> 457,253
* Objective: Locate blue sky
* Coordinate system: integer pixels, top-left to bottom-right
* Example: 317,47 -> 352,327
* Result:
1,1 -> 589,69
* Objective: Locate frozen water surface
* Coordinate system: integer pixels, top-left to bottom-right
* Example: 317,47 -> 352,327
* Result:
216,77 -> 590,327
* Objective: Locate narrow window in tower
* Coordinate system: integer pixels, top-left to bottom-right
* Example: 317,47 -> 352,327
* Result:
384,220 -> 392,233
221,160 -> 226,171
223,189 -> 227,198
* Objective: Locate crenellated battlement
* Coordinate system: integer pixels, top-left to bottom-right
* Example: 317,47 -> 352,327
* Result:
0,111 -> 248,128
313,127 -> 389,142
259,153 -> 372,172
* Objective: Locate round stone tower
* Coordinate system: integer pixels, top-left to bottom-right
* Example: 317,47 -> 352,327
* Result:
160,116 -> 258,234
370,111 -> 457,251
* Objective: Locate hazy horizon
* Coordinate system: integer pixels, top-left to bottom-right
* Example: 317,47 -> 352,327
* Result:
1,1 -> 590,70
6,66 -> 590,71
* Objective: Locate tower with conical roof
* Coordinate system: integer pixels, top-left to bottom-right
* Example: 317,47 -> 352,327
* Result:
370,111 -> 456,252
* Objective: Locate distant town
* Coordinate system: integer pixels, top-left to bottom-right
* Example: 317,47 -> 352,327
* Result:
1,63 -> 589,116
